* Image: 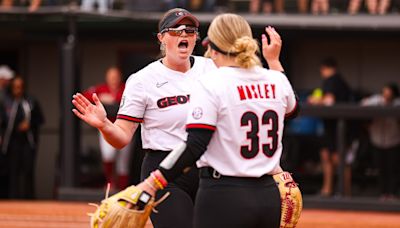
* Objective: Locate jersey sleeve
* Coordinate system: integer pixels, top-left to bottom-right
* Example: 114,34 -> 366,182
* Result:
281,73 -> 298,118
117,74 -> 146,123
186,80 -> 218,131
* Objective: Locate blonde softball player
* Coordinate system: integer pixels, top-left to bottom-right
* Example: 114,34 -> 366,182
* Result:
137,13 -> 301,228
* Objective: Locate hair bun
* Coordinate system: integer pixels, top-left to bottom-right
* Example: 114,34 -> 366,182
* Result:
232,36 -> 260,69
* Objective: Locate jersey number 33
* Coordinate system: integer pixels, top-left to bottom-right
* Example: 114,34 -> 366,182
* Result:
240,110 -> 279,159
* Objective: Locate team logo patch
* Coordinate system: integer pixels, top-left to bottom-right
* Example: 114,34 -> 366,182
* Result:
192,107 -> 203,120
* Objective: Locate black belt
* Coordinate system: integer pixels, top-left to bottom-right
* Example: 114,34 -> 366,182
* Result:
200,167 -> 224,179
199,167 -> 274,182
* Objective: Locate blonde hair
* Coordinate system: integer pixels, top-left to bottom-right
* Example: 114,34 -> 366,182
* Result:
206,14 -> 261,69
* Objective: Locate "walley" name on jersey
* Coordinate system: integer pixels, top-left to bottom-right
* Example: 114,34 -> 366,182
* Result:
237,83 -> 276,101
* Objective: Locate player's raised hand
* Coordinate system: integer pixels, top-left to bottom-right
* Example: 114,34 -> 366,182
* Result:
72,93 -> 108,129
261,26 -> 284,72
261,26 -> 282,62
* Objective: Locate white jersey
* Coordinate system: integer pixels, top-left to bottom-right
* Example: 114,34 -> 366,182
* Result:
117,56 -> 216,151
186,66 -> 297,177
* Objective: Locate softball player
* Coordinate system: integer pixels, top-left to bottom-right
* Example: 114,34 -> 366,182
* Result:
73,8 -> 286,228
138,13 -> 299,228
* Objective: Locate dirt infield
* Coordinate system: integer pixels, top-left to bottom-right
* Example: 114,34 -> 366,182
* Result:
0,201 -> 399,228
298,209 -> 400,228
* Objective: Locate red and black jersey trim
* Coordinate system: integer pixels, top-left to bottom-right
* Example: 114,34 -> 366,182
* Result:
285,87 -> 300,120
117,114 -> 144,123
285,101 -> 299,119
186,123 -> 216,131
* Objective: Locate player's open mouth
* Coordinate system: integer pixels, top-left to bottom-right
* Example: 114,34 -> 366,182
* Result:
178,40 -> 189,50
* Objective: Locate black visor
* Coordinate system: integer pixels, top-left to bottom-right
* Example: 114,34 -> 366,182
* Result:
159,9 -> 199,32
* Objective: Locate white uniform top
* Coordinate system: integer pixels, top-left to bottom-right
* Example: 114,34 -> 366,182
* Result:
117,56 -> 216,151
186,66 -> 297,177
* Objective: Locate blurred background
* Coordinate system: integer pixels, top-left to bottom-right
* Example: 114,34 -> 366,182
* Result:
0,0 -> 399,213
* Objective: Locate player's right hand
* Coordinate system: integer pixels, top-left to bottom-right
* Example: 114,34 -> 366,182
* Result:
72,92 -> 108,129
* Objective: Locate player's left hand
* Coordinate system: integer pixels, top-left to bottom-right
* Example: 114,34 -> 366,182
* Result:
135,170 -> 167,199
88,172 -> 169,228
261,26 -> 284,72
88,185 -> 156,228
136,181 -> 157,198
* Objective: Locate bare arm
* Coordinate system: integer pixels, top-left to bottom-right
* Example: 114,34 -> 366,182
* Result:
72,92 -> 138,149
99,119 -> 138,149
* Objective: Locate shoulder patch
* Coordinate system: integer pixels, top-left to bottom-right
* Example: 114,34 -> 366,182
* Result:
192,107 -> 203,120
